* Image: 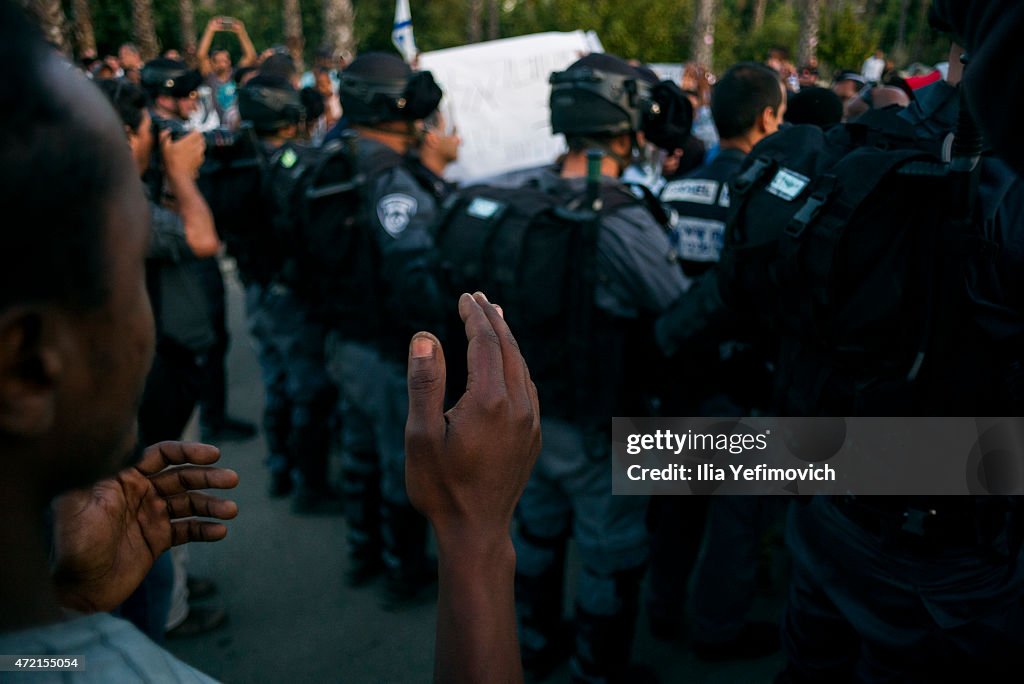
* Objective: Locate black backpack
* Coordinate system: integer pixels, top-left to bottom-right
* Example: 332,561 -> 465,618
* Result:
435,176 -> 650,424
195,130 -> 281,284
721,110 -> 989,415
263,133 -> 409,324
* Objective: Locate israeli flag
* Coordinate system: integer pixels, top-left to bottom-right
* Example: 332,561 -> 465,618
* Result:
392,0 -> 418,63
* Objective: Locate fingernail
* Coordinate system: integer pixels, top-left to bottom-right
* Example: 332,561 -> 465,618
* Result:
412,336 -> 434,359
494,304 -> 504,319
474,291 -> 490,303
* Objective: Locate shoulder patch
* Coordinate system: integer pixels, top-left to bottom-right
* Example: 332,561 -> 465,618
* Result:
279,148 -> 298,169
765,168 -> 811,201
661,178 -> 720,205
377,193 -> 419,238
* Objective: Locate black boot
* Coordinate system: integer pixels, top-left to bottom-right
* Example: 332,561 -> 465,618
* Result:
289,393 -> 339,515
263,395 -> 293,498
570,566 -> 652,684
381,503 -> 434,607
341,452 -> 383,585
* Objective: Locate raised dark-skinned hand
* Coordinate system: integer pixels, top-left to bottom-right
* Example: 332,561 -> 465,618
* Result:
51,441 -> 239,614
406,291 -> 541,549
406,291 -> 541,684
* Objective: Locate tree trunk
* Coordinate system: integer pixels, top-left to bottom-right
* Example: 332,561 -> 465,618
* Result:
487,0 -> 500,40
71,0 -> 96,57
690,0 -> 716,69
752,0 -> 766,30
323,0 -> 356,62
132,0 -> 160,61
797,0 -> 821,68
896,0 -> 911,50
25,0 -> 71,55
911,0 -> 932,61
179,0 -> 197,64
467,0 -> 483,44
283,0 -> 306,72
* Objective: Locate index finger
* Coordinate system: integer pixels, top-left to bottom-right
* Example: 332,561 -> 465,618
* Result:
471,292 -> 530,408
459,292 -> 505,404
134,441 -> 222,477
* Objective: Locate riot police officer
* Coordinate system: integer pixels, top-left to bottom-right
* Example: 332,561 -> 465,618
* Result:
229,74 -> 340,513
325,52 -> 446,602
506,53 -> 688,683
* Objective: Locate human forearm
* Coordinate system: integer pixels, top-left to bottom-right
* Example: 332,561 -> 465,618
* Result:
166,172 -> 220,257
237,28 -> 257,68
434,532 -> 522,684
197,24 -> 216,75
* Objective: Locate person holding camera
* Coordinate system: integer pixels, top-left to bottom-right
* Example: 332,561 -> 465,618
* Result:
141,57 -> 258,445
198,16 -> 258,120
97,77 -> 228,639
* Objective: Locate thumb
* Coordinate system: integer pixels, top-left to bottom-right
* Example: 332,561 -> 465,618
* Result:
406,332 -> 447,450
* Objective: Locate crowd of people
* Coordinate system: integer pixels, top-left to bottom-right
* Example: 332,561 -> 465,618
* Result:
2,0 -> 1023,682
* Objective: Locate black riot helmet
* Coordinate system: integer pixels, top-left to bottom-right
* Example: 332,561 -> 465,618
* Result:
238,74 -> 306,136
140,58 -> 203,99
549,53 -> 656,138
549,53 -> 691,151
338,52 -> 442,125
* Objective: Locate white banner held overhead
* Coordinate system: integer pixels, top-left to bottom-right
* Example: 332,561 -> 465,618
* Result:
419,31 -> 600,182
392,0 -> 418,63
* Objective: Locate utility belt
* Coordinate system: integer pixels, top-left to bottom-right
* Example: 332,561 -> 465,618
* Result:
832,495 -> 1019,555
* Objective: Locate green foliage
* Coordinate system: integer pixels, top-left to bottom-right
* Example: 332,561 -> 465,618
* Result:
716,1 -> 800,68
499,0 -> 692,63
74,0 -> 952,76
817,3 -> 879,75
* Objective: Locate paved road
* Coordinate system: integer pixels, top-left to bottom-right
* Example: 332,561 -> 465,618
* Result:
166,267 -> 785,683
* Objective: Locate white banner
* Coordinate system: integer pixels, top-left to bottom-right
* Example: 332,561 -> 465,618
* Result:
419,31 -> 599,182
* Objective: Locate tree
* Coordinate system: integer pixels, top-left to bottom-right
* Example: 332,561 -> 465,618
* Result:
324,0 -> 355,62
752,0 -> 766,30
25,0 -> 71,54
71,0 -> 97,57
910,0 -> 934,62
283,0 -> 305,71
487,0 -> 500,40
178,0 -> 196,63
132,0 -> 159,60
818,2 -> 878,73
797,0 -> 821,67
467,0 -> 483,43
691,0 -> 716,68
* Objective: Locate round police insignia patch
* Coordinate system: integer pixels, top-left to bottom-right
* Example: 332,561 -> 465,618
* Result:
377,193 -> 418,237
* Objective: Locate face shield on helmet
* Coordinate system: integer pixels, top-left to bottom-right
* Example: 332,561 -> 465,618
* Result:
237,82 -> 306,135
549,62 -> 693,153
338,69 -> 442,126
140,59 -> 203,100
549,66 -> 653,138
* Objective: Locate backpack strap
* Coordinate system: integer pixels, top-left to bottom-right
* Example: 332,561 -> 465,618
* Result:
729,154 -> 782,245
305,136 -> 365,200
622,181 -> 672,230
